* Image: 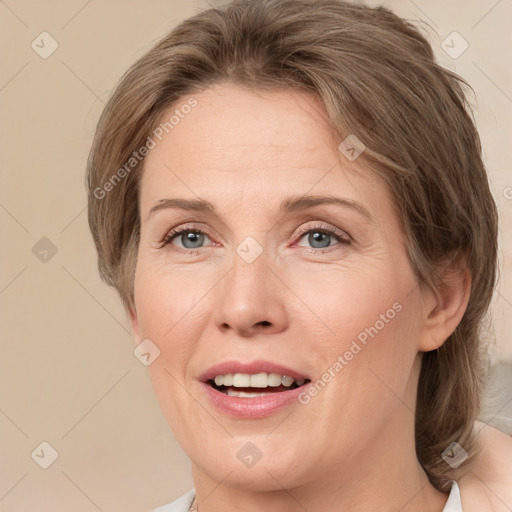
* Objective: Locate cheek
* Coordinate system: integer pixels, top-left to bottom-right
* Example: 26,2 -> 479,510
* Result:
323,290 -> 421,418
288,261 -> 408,345
300,295 -> 421,451
133,257 -> 212,342
132,260 -> 210,435
289,261 -> 421,397
131,259 -> 208,418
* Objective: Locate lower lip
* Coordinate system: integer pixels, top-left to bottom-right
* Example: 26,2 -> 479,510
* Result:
197,381 -> 311,419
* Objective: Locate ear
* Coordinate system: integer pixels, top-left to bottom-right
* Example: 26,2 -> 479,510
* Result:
127,305 -> 142,344
418,257 -> 472,352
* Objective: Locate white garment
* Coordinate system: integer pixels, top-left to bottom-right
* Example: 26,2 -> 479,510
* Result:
150,480 -> 463,511
150,488 -> 195,512
443,481 -> 463,512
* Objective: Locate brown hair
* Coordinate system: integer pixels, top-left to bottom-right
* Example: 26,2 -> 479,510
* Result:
86,0 -> 498,490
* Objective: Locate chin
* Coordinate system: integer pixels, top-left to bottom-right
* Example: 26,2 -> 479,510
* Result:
194,444 -> 315,491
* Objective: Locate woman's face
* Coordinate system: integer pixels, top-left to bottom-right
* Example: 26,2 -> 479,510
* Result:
130,83 -> 434,490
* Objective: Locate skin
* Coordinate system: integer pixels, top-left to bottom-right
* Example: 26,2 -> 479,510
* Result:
128,82 -> 489,511
461,424 -> 512,511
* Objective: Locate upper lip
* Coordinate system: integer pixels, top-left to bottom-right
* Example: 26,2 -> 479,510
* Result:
198,360 -> 310,383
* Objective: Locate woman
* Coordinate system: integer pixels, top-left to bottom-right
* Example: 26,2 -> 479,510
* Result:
86,1 -> 512,510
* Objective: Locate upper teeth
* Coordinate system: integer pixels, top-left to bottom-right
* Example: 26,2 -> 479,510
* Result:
213,373 -> 306,388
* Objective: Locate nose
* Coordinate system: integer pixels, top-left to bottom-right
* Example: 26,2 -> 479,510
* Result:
213,244 -> 288,338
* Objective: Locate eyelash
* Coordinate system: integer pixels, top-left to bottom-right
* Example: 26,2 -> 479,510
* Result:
159,222 -> 351,255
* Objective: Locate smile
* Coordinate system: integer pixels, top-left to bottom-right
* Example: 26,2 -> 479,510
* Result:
197,361 -> 312,418
209,372 -> 307,397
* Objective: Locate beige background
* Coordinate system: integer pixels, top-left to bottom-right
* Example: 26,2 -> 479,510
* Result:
1,0 -> 511,510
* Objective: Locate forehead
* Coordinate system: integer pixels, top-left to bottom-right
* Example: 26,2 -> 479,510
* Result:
139,83 -> 393,224
148,84 -> 338,166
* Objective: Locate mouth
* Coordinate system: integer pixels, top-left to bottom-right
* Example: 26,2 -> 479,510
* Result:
207,372 -> 310,397
197,360 -> 312,418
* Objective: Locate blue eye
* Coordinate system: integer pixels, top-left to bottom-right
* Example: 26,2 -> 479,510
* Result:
162,228 -> 212,253
161,222 -> 350,255
295,224 -> 350,250
298,230 -> 339,249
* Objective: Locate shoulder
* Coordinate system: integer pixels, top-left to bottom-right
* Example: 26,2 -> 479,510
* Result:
149,489 -> 196,512
458,423 -> 512,511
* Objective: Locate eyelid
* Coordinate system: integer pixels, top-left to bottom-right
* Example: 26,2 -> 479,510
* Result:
292,221 -> 351,244
160,220 -> 351,252
156,225 -> 206,254
160,222 -> 213,246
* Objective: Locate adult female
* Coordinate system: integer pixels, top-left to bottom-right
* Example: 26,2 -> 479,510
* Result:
86,1 -> 511,510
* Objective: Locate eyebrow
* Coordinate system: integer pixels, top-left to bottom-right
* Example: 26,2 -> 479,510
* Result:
147,195 -> 373,221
